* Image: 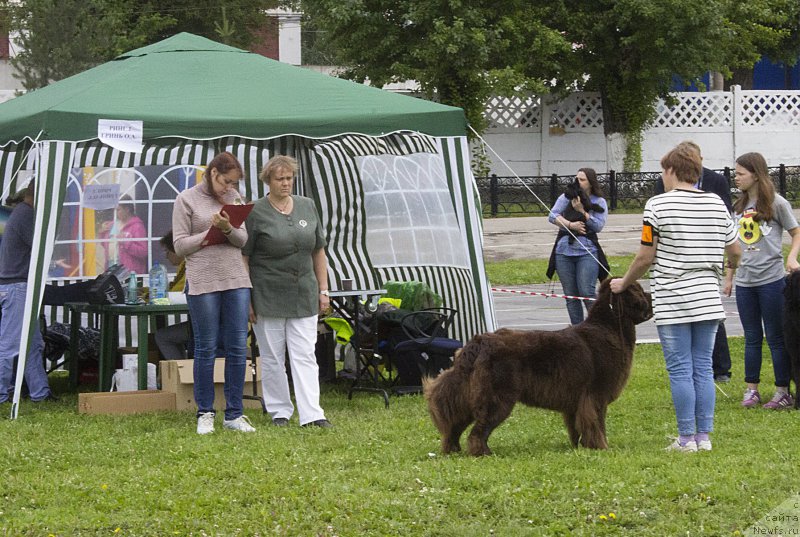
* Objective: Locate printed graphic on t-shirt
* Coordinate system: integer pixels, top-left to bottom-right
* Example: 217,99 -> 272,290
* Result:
738,209 -> 771,250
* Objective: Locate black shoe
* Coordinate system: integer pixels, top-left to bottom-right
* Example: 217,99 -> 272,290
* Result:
271,417 -> 290,427
714,374 -> 731,383
32,393 -> 60,403
302,419 -> 333,428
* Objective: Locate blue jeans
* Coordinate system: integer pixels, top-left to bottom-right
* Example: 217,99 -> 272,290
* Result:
0,282 -> 51,402
736,278 -> 791,387
555,253 -> 599,325
186,287 -> 250,420
657,320 -> 719,436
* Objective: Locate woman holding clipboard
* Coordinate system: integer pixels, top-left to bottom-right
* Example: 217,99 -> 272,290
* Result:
173,151 -> 255,435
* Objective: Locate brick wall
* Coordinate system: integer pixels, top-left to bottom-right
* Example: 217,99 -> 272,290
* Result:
250,17 -> 279,60
0,31 -> 9,59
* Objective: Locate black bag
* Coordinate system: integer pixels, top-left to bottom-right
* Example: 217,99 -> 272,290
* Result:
86,264 -> 127,305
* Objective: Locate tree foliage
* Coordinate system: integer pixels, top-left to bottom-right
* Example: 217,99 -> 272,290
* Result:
300,0 -> 571,132
302,0 -> 800,168
1,0 -> 277,90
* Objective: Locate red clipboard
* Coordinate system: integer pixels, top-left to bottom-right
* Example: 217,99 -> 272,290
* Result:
202,204 -> 254,246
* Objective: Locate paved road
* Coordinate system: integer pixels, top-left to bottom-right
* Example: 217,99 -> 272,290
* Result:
481,213 -> 778,342
491,281 -> 741,344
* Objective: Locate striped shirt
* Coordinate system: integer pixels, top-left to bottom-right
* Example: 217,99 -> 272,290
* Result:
642,189 -> 736,325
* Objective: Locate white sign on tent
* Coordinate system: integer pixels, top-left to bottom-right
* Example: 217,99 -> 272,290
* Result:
98,119 -> 143,154
82,184 -> 120,210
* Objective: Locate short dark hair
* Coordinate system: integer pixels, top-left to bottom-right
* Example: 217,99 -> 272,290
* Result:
159,230 -> 175,253
118,194 -> 135,216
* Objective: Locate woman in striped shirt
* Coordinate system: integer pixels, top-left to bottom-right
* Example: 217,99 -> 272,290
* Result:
611,143 -> 740,453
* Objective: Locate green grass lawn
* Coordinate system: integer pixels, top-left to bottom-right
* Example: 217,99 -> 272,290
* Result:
486,255 -> 637,286
1,339 -> 797,536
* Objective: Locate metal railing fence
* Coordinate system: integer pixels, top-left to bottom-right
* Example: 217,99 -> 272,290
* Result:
477,165 -> 800,216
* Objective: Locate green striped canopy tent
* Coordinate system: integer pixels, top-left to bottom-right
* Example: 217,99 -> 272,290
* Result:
0,33 -> 496,418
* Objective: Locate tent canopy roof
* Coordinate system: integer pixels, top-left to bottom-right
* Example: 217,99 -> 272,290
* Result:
0,33 -> 467,143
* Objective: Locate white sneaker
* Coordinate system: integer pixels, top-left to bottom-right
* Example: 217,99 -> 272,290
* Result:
697,439 -> 712,452
223,415 -> 256,432
197,412 -> 215,435
665,439 -> 698,453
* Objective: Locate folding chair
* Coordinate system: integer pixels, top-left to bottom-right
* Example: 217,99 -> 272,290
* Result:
383,307 -> 463,395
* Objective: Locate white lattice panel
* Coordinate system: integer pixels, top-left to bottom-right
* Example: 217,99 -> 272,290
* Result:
741,92 -> 800,128
653,93 -> 732,129
550,92 -> 603,129
484,95 -> 540,128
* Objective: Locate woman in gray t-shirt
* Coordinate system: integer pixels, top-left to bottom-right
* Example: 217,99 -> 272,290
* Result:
724,152 -> 800,410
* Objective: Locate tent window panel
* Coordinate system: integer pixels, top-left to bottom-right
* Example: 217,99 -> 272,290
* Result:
365,231 -> 395,264
415,228 -> 438,264
357,152 -> 469,268
383,191 -> 411,228
363,193 -> 391,231
51,164 -> 206,280
387,230 -> 416,261
366,213 -> 390,232
446,229 -> 470,266
421,193 -> 448,227
405,191 -> 430,226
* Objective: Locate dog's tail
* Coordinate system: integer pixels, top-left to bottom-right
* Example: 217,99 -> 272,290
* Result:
423,336 -> 486,437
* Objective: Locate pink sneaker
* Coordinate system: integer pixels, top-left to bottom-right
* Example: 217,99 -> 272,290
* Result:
741,389 -> 761,408
762,392 -> 794,410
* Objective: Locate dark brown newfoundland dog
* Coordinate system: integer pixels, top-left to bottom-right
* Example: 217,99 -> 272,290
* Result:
424,279 -> 652,456
782,271 -> 800,409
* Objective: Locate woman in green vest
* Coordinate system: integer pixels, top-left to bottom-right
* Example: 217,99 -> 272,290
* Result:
243,155 -> 332,428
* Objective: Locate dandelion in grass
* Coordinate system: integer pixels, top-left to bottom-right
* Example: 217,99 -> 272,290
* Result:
101,484 -> 108,491
609,512 -> 616,519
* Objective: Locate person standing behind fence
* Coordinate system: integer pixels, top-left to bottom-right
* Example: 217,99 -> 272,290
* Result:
654,141 -> 735,383
546,168 -> 609,325
243,155 -> 332,428
724,152 -> 800,410
173,152 -> 255,434
611,144 -> 740,452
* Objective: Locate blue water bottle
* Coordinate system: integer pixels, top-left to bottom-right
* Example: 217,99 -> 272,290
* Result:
149,262 -> 168,304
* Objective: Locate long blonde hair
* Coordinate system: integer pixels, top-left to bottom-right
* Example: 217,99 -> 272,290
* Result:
733,152 -> 775,222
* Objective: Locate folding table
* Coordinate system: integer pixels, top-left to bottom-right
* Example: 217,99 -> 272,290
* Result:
328,289 -> 389,407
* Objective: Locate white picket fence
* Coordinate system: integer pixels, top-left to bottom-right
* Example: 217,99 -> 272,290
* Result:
481,86 -> 800,175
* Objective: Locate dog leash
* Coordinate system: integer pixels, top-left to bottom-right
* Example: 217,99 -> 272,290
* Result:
491,287 -> 596,302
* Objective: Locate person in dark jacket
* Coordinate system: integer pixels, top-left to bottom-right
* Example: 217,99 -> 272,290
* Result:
654,141 -> 734,383
0,182 -> 53,403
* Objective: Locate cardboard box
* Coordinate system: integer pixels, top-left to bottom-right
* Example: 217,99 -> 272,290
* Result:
159,358 -> 263,412
78,390 -> 176,415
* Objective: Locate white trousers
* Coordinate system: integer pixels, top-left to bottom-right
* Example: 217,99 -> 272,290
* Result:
252,315 -> 326,425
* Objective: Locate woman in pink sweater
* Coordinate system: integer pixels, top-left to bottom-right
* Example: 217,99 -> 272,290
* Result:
173,152 -> 254,435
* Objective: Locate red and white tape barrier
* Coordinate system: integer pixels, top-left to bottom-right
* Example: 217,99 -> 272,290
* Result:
491,287 -> 596,302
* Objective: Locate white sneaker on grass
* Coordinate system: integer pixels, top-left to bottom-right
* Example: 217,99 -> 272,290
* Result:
665,439 -> 698,453
223,415 -> 256,432
197,412 -> 215,435
697,439 -> 712,451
